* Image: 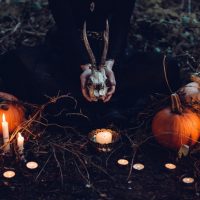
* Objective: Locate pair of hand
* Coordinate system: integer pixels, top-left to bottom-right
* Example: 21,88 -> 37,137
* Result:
80,65 -> 116,102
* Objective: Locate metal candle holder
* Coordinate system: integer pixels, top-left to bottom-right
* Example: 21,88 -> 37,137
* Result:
88,128 -> 120,152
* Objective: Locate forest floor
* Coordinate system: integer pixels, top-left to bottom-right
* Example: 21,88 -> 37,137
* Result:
0,0 -> 200,200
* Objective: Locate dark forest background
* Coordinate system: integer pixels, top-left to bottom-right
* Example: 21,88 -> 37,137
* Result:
1,0 -> 200,58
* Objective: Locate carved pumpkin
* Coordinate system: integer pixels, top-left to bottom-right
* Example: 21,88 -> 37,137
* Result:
152,93 -> 200,150
0,92 -> 25,133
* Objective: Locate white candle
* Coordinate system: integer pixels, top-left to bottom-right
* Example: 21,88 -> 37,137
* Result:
17,132 -> 24,154
96,131 -> 112,144
26,161 -> 38,170
3,170 -> 15,179
165,163 -> 176,170
182,177 -> 194,184
133,163 -> 145,171
117,159 -> 129,166
2,114 -> 10,153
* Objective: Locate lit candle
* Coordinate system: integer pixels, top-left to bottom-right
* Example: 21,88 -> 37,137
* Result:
17,132 -> 24,154
117,159 -> 129,166
133,163 -> 145,171
96,131 -> 112,144
2,114 -> 10,153
3,170 -> 15,179
182,177 -> 194,184
165,163 -> 176,170
26,161 -> 38,170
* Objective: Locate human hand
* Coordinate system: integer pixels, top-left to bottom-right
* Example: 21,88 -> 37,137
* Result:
103,65 -> 116,103
80,65 -> 92,102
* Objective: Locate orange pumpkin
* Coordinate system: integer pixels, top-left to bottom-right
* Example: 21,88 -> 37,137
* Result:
152,93 -> 200,150
0,92 -> 25,133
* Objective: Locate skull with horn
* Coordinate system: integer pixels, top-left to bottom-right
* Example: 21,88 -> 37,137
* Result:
83,20 -> 109,101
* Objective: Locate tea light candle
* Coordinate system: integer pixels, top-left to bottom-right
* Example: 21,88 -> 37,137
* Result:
2,114 -> 10,153
3,170 -> 15,179
182,177 -> 194,184
117,159 -> 129,166
17,132 -> 24,154
96,131 -> 112,144
133,163 -> 145,171
26,161 -> 38,170
165,163 -> 176,170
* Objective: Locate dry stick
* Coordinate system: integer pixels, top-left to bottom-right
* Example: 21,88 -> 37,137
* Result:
51,142 -> 91,183
73,157 -> 91,185
35,154 -> 52,182
163,55 -> 173,94
126,134 -> 156,181
53,143 -> 114,180
105,143 -> 123,169
0,94 -> 81,150
52,146 -> 64,186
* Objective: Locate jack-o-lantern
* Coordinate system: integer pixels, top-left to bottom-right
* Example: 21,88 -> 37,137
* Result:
152,93 -> 200,150
0,92 -> 25,133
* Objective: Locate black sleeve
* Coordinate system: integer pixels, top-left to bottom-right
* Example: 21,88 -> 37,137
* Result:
48,0 -> 90,65
107,0 -> 136,61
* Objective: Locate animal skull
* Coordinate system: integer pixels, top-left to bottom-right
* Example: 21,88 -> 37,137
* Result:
83,20 -> 110,101
87,68 -> 108,101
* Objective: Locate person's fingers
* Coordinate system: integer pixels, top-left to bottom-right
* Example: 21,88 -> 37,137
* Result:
80,74 -> 92,102
107,71 -> 116,87
107,85 -> 116,95
80,74 -> 86,87
82,88 -> 92,102
103,94 -> 113,102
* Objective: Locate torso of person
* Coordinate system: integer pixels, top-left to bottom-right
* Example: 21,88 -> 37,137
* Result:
69,0 -> 116,31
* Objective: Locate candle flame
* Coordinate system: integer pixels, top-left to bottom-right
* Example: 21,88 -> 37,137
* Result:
17,132 -> 23,139
2,113 -> 6,122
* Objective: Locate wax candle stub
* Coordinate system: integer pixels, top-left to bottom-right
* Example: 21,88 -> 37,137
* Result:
133,163 -> 145,171
26,161 -> 38,170
165,163 -> 176,170
3,171 -> 15,179
182,177 -> 194,184
117,159 -> 129,166
96,131 -> 112,144
17,132 -> 24,154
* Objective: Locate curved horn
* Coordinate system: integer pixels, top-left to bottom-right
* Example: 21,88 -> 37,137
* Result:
83,21 -> 96,67
100,19 -> 109,68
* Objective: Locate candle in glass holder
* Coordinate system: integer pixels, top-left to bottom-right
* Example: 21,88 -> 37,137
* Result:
96,130 -> 112,144
117,159 -> 129,166
133,163 -> 145,171
3,170 -> 15,179
17,132 -> 24,154
26,161 -> 38,170
182,177 -> 194,184
165,163 -> 176,170
2,114 -> 10,153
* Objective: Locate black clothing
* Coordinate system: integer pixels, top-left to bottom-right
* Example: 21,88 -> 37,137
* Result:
48,0 -> 136,65
0,0 -> 182,126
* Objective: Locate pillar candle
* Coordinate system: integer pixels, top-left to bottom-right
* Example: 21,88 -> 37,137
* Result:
2,114 -> 10,153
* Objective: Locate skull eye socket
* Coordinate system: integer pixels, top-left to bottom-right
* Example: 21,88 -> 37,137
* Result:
96,84 -> 104,90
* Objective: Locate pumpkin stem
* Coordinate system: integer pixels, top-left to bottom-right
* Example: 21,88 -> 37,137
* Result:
171,93 -> 183,114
